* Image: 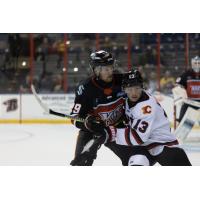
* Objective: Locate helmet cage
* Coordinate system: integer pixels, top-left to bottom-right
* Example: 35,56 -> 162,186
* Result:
191,56 -> 200,73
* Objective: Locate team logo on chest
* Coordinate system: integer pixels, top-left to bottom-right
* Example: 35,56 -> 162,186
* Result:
98,105 -> 124,126
142,105 -> 152,114
93,97 -> 125,125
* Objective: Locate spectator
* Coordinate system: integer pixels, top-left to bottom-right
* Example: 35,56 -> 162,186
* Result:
101,36 -> 112,51
7,79 -> 18,93
147,71 -> 157,94
52,74 -> 63,93
8,33 -> 22,70
19,74 -> 39,93
39,74 -> 52,93
160,70 -> 175,94
55,39 -> 65,68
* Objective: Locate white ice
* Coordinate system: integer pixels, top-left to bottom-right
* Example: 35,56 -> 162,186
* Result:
0,124 -> 199,166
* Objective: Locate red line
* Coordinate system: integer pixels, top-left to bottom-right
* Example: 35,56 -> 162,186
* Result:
63,33 -> 68,93
125,128 -> 132,146
29,33 -> 34,90
156,33 -> 161,92
174,104 -> 177,130
185,33 -> 189,70
130,129 -> 143,144
127,33 -> 132,71
96,33 -> 100,50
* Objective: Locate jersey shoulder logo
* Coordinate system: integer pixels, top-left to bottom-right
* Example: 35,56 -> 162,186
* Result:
141,105 -> 152,114
116,91 -> 125,97
77,85 -> 85,95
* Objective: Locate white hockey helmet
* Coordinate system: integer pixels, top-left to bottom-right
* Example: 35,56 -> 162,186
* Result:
191,56 -> 200,73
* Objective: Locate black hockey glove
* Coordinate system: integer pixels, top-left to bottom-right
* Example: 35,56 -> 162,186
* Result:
84,115 -> 105,133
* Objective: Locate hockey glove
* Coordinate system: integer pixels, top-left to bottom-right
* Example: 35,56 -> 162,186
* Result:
84,115 -> 105,133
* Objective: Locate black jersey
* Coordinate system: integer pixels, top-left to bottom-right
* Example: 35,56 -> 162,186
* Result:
176,69 -> 200,100
71,73 -> 126,129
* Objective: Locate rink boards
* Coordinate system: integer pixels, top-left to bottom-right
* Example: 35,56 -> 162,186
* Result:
0,93 -> 199,129
0,94 -> 74,124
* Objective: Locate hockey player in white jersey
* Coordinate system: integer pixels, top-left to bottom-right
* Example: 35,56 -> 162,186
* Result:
115,69 -> 191,166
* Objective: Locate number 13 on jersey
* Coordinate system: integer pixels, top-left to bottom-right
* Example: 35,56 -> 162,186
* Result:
129,117 -> 149,133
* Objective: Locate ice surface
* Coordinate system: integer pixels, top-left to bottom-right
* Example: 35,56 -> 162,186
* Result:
0,124 -> 199,166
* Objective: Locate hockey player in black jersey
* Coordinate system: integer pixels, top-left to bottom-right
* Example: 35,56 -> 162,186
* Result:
70,50 -> 155,166
175,56 -> 200,122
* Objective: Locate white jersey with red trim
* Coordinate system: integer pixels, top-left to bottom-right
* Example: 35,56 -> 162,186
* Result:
115,91 -> 178,156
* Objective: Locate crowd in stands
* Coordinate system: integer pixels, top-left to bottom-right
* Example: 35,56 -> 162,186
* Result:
0,33 -> 199,95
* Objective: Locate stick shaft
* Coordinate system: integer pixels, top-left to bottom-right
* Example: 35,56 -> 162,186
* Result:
31,84 -> 85,123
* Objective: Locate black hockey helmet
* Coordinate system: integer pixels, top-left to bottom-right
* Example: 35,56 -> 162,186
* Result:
89,50 -> 114,71
122,69 -> 143,89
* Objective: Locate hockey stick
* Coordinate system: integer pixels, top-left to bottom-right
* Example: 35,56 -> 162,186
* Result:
183,99 -> 200,108
31,84 -> 85,123
174,97 -> 200,108
172,86 -> 200,108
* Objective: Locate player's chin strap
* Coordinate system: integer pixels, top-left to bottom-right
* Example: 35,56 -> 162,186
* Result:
31,84 -> 85,123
